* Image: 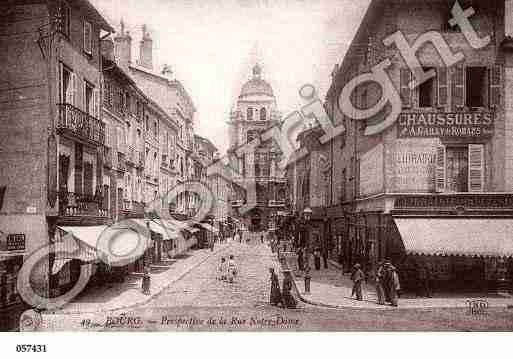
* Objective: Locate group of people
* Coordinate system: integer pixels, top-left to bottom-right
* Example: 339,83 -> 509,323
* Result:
269,268 -> 297,309
218,255 -> 237,283
351,260 -> 401,306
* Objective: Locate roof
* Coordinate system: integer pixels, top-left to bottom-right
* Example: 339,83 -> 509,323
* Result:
239,64 -> 274,98
79,0 -> 115,33
394,218 -> 513,258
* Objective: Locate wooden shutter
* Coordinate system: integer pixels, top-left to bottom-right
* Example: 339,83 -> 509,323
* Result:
57,62 -> 63,103
451,65 -> 465,110
400,68 -> 412,108
489,65 -> 501,109
111,125 -> 118,168
437,67 -> 448,107
468,144 -> 484,192
435,145 -> 446,193
68,72 -> 75,105
84,21 -> 92,54
93,87 -> 100,119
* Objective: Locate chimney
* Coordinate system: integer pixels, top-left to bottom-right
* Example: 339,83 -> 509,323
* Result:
137,24 -> 153,69
101,38 -> 115,61
114,20 -> 132,69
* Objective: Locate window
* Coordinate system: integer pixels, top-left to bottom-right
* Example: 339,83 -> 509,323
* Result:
419,67 -> 435,108
145,115 -> 149,131
60,65 -> 72,104
84,82 -> 94,115
247,107 -> 253,121
125,92 -> 131,113
57,1 -> 71,37
341,168 -> 346,203
466,67 -> 487,108
260,107 -> 267,121
83,21 -> 92,55
435,144 -> 484,193
153,121 -> 158,138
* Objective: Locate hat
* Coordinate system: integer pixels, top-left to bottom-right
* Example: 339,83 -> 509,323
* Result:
353,263 -> 361,269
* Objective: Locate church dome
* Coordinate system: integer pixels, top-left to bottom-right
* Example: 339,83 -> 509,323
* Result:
239,64 -> 274,98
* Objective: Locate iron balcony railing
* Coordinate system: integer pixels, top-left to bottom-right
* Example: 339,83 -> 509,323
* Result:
57,103 -> 105,145
58,190 -> 108,217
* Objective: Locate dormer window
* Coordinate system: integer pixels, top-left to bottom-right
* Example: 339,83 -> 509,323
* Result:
83,21 -> 92,55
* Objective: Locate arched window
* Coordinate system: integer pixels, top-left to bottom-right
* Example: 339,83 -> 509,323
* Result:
260,107 -> 266,121
247,107 -> 253,121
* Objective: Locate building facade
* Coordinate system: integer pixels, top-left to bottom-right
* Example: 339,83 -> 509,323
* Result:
291,0 -> 513,292
228,64 -> 288,231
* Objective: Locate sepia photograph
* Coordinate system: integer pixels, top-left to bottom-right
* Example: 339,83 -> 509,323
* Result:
1,0 -> 513,346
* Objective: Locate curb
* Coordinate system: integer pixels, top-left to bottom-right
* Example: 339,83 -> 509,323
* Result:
282,257 -> 513,311
56,241 -> 234,315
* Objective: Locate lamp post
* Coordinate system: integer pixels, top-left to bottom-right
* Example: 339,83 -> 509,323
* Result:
303,207 -> 313,294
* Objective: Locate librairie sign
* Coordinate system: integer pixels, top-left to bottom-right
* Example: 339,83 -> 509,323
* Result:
7,233 -> 26,251
397,112 -> 494,138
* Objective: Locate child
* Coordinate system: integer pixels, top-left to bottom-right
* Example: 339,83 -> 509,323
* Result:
218,257 -> 227,281
227,255 -> 237,283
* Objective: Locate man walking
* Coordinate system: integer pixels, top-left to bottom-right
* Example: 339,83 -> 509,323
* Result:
351,263 -> 365,301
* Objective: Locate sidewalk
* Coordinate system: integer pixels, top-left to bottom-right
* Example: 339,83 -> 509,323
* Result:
283,253 -> 513,310
59,239 -> 234,314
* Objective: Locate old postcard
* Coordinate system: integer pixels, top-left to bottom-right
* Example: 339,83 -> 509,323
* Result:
1,0 -> 513,341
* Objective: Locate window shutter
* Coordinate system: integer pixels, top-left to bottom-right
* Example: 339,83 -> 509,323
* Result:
400,68 -> 412,108
73,74 -> 81,108
68,72 -> 75,105
451,65 -> 465,110
435,145 -> 446,193
437,67 -> 448,107
489,65 -> 501,109
57,62 -> 63,103
468,144 -> 484,193
84,21 -> 92,54
93,87 -> 100,119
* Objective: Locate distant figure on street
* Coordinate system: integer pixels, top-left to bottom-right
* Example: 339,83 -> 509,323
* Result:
382,261 -> 399,307
218,257 -> 227,281
142,267 -> 151,295
351,263 -> 364,301
416,261 -> 432,298
261,234 -> 264,244
269,268 -> 282,306
297,247 -> 304,271
313,248 -> 321,270
227,255 -> 237,283
281,270 -> 297,309
375,262 -> 386,305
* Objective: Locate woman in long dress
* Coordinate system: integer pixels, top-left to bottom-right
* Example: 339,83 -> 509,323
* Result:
281,270 -> 297,309
269,268 -> 282,306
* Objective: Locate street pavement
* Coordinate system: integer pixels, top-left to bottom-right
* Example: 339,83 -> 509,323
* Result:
285,254 -> 513,309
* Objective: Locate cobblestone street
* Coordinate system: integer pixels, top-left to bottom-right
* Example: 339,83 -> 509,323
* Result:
146,233 -> 283,308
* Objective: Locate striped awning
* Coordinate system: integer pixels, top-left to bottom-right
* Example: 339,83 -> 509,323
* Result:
131,219 -> 179,241
394,218 -> 513,258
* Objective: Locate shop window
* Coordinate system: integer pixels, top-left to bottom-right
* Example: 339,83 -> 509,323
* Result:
418,68 -> 435,108
466,67 -> 487,108
435,144 -> 484,193
0,256 -> 23,308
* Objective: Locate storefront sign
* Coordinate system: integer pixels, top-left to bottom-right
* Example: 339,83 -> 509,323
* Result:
6,234 -> 25,251
397,112 -> 494,138
390,141 -> 438,192
359,144 -> 383,196
395,194 -> 513,209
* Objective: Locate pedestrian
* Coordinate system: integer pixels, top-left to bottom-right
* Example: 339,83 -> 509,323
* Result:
297,247 -> 304,271
375,262 -> 386,305
382,261 -> 399,307
142,267 -> 151,295
281,270 -> 297,309
218,257 -> 227,281
260,234 -> 264,244
269,268 -> 282,306
210,238 -> 215,252
351,263 -> 364,301
416,261 -> 432,298
314,248 -> 321,270
322,247 -> 328,269
227,255 -> 237,283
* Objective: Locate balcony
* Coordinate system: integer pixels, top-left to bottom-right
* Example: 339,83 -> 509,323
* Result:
58,191 -> 108,217
231,199 -> 244,208
269,199 -> 286,207
57,103 -> 105,145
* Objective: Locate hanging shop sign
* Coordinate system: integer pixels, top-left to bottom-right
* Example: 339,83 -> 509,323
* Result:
6,233 -> 26,251
397,112 -> 494,138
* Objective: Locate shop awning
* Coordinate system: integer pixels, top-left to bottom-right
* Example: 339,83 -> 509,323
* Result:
131,219 -> 179,241
394,218 -> 513,258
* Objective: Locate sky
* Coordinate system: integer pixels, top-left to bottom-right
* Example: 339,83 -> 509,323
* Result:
90,0 -> 371,153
